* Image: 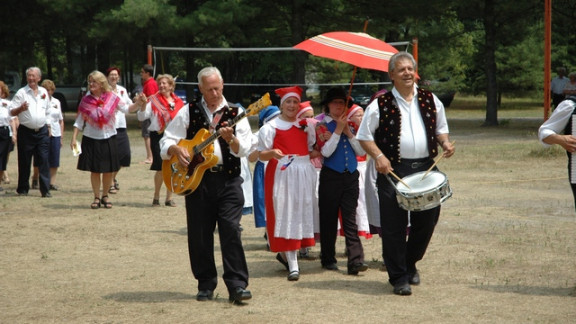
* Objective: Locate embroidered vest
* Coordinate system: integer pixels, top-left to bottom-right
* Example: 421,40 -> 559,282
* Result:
562,98 -> 576,136
374,89 -> 439,164
321,120 -> 358,173
186,99 -> 241,178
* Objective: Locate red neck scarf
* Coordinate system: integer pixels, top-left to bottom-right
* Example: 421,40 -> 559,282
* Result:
149,92 -> 184,131
78,92 -> 120,129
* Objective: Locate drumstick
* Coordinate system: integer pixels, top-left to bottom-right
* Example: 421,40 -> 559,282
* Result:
421,155 -> 444,180
421,140 -> 455,180
390,171 -> 411,189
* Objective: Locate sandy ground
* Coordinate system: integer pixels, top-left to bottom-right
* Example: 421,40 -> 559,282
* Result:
0,116 -> 575,323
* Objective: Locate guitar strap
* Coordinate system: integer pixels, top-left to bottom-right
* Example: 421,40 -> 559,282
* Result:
210,110 -> 224,134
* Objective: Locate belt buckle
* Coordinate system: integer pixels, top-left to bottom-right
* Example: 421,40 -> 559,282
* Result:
411,162 -> 419,169
209,165 -> 223,173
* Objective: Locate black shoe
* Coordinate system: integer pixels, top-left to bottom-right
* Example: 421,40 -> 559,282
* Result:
276,253 -> 289,271
42,192 -> 52,198
347,262 -> 369,275
409,271 -> 420,285
393,282 -> 412,296
287,271 -> 300,281
229,287 -> 252,303
196,290 -> 214,301
31,179 -> 38,189
322,263 -> 339,271
49,184 -> 59,191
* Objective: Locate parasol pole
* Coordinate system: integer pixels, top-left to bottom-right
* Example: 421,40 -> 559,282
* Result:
346,18 -> 371,106
346,68 -> 357,107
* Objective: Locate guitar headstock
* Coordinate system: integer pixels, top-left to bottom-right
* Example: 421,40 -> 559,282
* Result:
245,93 -> 272,117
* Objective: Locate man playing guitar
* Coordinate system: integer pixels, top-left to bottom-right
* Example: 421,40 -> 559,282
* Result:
159,66 -> 253,304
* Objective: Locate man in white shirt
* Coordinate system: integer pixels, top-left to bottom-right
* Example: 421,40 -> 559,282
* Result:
538,97 -> 576,211
160,66 -> 252,304
357,52 -> 455,296
10,67 -> 51,197
551,67 -> 569,109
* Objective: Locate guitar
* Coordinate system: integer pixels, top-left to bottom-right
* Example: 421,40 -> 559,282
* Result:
162,93 -> 271,195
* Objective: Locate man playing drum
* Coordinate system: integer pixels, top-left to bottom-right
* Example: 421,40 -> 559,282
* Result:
357,52 -> 455,296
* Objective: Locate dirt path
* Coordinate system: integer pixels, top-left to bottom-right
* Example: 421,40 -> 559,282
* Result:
1,117 -> 575,323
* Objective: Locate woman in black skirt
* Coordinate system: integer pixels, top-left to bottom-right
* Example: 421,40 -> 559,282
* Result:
105,67 -> 143,194
71,71 -> 134,209
136,74 -> 184,207
0,81 -> 16,190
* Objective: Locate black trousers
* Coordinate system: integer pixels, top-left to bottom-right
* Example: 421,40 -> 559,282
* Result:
376,158 -> 441,286
184,172 -> 248,294
16,125 -> 50,195
552,93 -> 565,109
318,167 -> 364,267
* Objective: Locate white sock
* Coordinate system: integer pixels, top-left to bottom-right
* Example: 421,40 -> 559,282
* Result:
285,250 -> 299,272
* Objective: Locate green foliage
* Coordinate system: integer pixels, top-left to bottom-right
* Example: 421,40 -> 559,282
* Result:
1,0 -> 574,114
496,22 -> 545,97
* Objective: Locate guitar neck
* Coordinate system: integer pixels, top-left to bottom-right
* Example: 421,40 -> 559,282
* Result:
193,109 -> 248,154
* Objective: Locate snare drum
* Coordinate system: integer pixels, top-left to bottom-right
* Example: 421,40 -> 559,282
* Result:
394,171 -> 452,211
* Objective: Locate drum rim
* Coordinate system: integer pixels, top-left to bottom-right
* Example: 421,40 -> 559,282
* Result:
396,170 -> 447,193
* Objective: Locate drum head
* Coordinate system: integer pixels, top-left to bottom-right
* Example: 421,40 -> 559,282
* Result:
397,171 -> 446,193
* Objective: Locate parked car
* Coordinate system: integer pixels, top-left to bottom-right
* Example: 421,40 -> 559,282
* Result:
54,84 -> 83,111
3,71 -> 21,99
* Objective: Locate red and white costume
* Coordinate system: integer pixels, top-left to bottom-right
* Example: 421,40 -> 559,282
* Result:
258,117 -> 318,252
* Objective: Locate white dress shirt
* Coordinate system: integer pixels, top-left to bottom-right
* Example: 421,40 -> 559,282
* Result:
357,85 -> 449,159
9,85 -> 50,129
538,99 -> 576,147
113,85 -> 132,129
319,115 -> 365,157
46,97 -> 64,137
160,96 -> 252,162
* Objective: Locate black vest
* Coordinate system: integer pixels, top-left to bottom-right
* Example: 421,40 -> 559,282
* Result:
374,88 -> 439,165
562,98 -> 576,136
186,99 -> 241,178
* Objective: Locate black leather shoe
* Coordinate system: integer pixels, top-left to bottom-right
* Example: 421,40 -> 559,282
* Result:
393,282 -> 412,296
196,290 -> 214,301
409,271 -> 420,285
347,262 -> 369,275
42,192 -> 52,198
287,271 -> 300,281
276,253 -> 289,271
229,287 -> 252,303
322,263 -> 339,271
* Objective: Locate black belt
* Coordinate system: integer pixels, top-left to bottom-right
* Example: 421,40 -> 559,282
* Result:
0,126 -> 9,130
399,158 -> 431,169
208,165 -> 225,173
22,125 -> 46,133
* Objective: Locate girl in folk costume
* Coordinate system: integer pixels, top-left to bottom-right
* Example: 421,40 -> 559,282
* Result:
296,101 -> 322,258
137,74 -> 184,207
71,71 -> 128,209
345,104 -> 372,239
249,105 -> 280,232
258,86 -> 319,281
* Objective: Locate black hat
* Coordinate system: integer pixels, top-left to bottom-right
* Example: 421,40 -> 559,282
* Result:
321,87 -> 348,106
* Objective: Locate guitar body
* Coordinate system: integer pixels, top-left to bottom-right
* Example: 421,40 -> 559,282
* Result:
162,129 -> 219,196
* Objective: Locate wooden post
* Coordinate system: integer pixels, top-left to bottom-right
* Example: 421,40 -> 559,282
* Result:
147,45 -> 153,65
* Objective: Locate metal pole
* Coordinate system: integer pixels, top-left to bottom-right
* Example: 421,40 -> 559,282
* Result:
544,0 -> 552,120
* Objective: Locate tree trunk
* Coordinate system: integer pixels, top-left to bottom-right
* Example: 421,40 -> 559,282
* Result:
483,0 -> 499,126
